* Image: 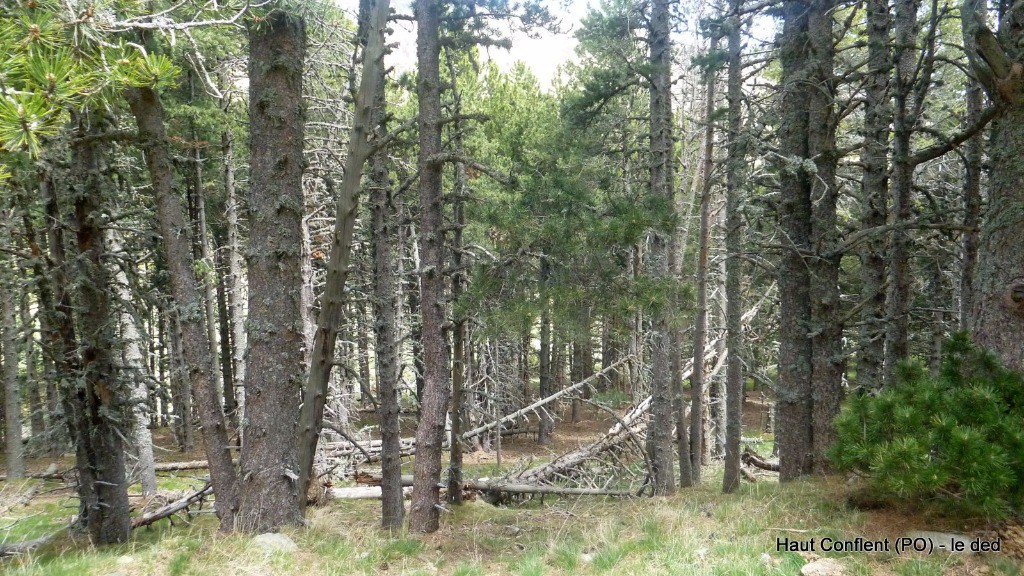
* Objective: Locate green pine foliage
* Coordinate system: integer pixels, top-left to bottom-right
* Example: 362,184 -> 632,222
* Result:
831,333 -> 1024,518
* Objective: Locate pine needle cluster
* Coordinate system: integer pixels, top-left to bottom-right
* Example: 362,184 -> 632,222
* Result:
832,333 -> 1024,519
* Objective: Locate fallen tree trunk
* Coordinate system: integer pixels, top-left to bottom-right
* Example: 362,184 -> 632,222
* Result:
515,342 -> 719,486
331,486 -> 413,500
465,479 -> 632,497
131,483 -> 214,529
459,356 -> 634,441
1,459 -> 245,481
154,460 -> 214,472
321,362 -> 635,467
0,534 -> 57,558
0,468 -> 72,482
512,292 -> 775,488
351,473 -> 630,499
741,449 -> 779,472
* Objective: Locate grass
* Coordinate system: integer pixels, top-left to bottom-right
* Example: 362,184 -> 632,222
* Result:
4,469 -> 1013,576
1,434 -> 1019,576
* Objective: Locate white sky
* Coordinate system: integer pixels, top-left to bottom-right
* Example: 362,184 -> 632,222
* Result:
334,0 -> 595,90
332,1 -> 779,91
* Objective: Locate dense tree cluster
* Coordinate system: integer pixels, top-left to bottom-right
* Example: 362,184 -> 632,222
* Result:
0,0 -> 1020,547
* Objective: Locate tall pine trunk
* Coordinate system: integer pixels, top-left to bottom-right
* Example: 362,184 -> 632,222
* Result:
106,230 -> 158,495
646,0 -> 676,495
883,0 -> 922,385
959,0 -> 984,332
690,36 -> 718,482
1,228 -> 24,480
858,0 -> 891,391
776,0 -> 817,479
807,0 -> 842,472
69,117 -> 132,543
963,0 -> 1024,370
410,0 -> 452,533
776,0 -> 840,476
297,0 -> 389,501
125,86 -> 238,528
239,8 -> 307,531
722,0 -> 746,493
223,131 -> 246,426
368,59 -> 404,527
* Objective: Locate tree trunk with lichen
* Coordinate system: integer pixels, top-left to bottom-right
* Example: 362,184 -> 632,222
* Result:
777,0 -> 833,480
238,9 -> 307,532
722,0 -> 746,494
358,0 -> 402,528
1,231 -> 24,481
126,86 -> 237,529
409,0 -> 451,534
807,0 -> 842,473
858,0 -> 891,392
961,0 -> 1024,370
68,117 -> 132,543
106,229 -> 158,496
645,0 -> 676,496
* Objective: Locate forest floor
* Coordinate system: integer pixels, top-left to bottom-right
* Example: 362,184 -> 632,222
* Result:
0,398 -> 1020,576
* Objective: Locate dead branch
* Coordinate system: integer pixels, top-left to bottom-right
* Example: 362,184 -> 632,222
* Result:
741,449 -> 780,472
0,468 -> 74,482
460,356 -> 634,441
351,472 -> 630,499
0,534 -> 57,558
131,483 -> 213,529
466,479 -> 632,497
515,342 -> 720,487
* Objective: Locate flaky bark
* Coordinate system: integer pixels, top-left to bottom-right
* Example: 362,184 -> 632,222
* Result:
858,0 -> 891,391
409,0 -> 451,534
722,0 -> 745,493
646,0 -> 676,495
959,77 -> 983,332
69,119 -> 132,543
776,0 -> 816,480
807,0 -> 842,473
883,0 -> 922,385
777,0 -> 840,477
959,0 -> 985,333
238,9 -> 307,531
963,0 -> 1024,369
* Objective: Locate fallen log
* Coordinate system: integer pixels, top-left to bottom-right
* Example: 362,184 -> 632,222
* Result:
465,479 -> 632,497
0,534 -> 57,558
0,466 -> 72,482
459,356 -> 634,441
741,449 -> 779,472
515,342 -> 719,486
510,291 -> 778,489
2,461 -> 224,482
154,460 -> 213,472
131,483 -> 214,529
352,473 -> 630,499
330,486 -> 413,500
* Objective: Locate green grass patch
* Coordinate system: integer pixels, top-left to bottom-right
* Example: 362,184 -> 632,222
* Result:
0,473 -> 1014,575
